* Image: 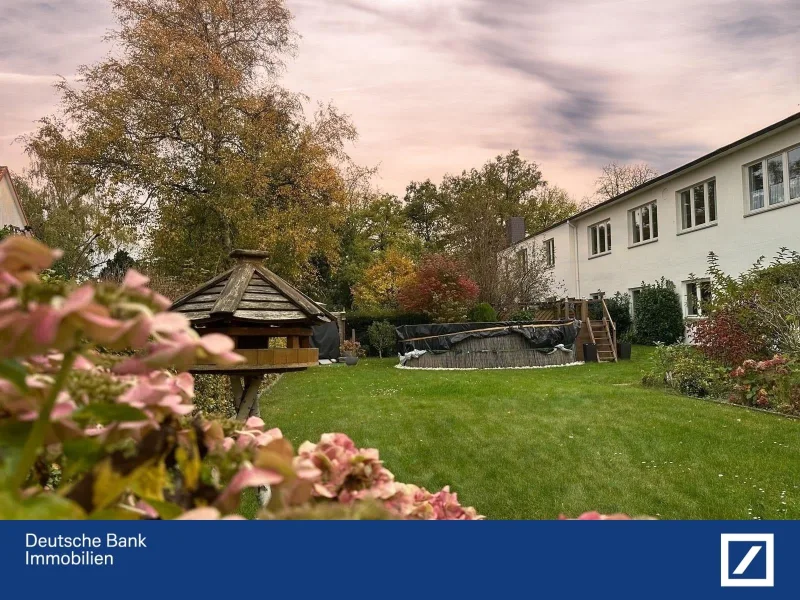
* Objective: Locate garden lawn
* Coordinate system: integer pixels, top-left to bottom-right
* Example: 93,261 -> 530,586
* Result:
253,348 -> 800,520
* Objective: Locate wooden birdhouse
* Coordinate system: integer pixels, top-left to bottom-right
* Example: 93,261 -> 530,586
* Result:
170,250 -> 332,418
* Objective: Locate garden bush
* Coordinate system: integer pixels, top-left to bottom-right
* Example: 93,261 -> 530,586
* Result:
632,278 -> 684,345
367,320 -> 397,358
642,343 -> 730,398
729,355 -> 800,415
690,306 -> 768,367
508,309 -> 535,322
702,249 -> 800,357
605,292 -> 632,338
467,302 -> 497,322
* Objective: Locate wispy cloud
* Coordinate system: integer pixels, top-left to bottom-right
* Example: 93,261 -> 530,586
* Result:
1,0 -> 798,197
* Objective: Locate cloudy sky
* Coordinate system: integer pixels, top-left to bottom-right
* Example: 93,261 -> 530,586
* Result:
1,0 -> 799,199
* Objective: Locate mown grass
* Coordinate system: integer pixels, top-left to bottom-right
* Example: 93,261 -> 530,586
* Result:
249,347 -> 800,520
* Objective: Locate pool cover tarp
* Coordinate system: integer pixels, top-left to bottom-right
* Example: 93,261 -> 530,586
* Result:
395,320 -> 580,354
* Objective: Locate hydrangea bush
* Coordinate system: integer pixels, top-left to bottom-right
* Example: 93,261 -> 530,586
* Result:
729,355 -> 800,415
0,236 -> 482,520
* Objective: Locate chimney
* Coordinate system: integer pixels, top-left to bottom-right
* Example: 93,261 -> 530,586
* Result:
506,217 -> 525,247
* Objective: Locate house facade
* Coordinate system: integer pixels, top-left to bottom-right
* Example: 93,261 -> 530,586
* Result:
0,166 -> 28,230
503,112 -> 800,320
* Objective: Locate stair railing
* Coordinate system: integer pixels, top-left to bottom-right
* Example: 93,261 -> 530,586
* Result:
600,297 -> 617,362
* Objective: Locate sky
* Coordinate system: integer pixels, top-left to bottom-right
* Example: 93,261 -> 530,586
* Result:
1,0 -> 799,200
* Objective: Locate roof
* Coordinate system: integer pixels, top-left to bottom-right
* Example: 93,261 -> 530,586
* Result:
171,249 -> 331,326
0,166 -> 30,228
512,111 -> 800,246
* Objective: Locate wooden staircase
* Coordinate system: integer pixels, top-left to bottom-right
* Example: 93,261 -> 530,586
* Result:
590,319 -> 616,362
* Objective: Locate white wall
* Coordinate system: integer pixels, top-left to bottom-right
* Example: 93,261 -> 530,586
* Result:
0,174 -> 27,229
572,121 -> 800,318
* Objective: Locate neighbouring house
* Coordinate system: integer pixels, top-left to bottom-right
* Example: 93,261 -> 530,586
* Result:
501,112 -> 800,322
0,166 -> 29,230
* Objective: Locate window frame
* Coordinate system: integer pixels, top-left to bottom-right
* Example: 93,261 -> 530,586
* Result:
745,144 -> 800,216
515,248 -> 528,272
629,287 -> 642,318
676,178 -> 717,233
684,279 -> 711,318
628,200 -> 659,247
588,219 -> 612,258
544,238 -> 555,268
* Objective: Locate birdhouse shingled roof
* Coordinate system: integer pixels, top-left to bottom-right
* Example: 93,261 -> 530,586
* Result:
170,250 -> 331,325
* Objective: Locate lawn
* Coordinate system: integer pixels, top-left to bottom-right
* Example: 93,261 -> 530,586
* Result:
254,348 -> 800,520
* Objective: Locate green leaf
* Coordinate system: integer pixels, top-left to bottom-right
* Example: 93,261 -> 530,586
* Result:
0,421 -> 33,481
0,359 -> 28,392
72,403 -> 149,425
143,498 -> 185,520
0,490 -> 86,520
61,437 -> 105,480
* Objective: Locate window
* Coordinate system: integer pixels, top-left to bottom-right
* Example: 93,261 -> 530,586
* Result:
678,179 -> 717,232
544,238 -> 555,267
685,280 -> 711,317
630,288 -> 642,316
516,248 -> 528,272
630,201 -> 658,245
747,144 -> 800,213
589,220 -> 611,257
790,147 -> 800,200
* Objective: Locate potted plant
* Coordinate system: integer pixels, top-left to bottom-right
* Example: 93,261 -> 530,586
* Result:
340,340 -> 364,366
616,331 -> 633,360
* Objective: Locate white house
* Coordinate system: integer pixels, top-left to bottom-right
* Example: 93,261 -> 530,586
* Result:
0,166 -> 29,230
503,112 -> 800,320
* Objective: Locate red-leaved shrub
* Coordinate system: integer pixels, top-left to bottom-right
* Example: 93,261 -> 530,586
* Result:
690,307 -> 768,367
397,254 -> 479,322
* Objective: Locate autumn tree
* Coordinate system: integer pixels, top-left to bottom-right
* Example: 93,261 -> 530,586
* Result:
594,162 -> 658,202
351,248 -> 415,310
24,0 -> 356,289
397,254 -> 479,322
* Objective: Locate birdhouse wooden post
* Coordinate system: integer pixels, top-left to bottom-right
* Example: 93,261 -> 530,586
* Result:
170,249 -> 331,419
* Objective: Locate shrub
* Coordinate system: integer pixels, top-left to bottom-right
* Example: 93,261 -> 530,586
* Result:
508,309 -> 535,321
689,306 -> 769,367
340,339 -> 366,358
605,292 -> 632,338
704,249 -> 800,357
367,321 -> 397,358
642,343 -> 730,398
467,302 -> 497,322
632,278 -> 684,345
397,254 -> 479,322
729,355 -> 800,415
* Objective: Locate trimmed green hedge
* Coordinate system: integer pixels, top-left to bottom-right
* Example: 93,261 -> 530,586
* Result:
632,278 -> 685,345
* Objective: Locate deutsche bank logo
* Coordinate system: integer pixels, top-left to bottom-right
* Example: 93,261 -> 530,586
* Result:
720,534 -> 774,587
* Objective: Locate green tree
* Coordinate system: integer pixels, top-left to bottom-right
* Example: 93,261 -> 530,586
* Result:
436,151 -> 575,306
403,179 -> 444,251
